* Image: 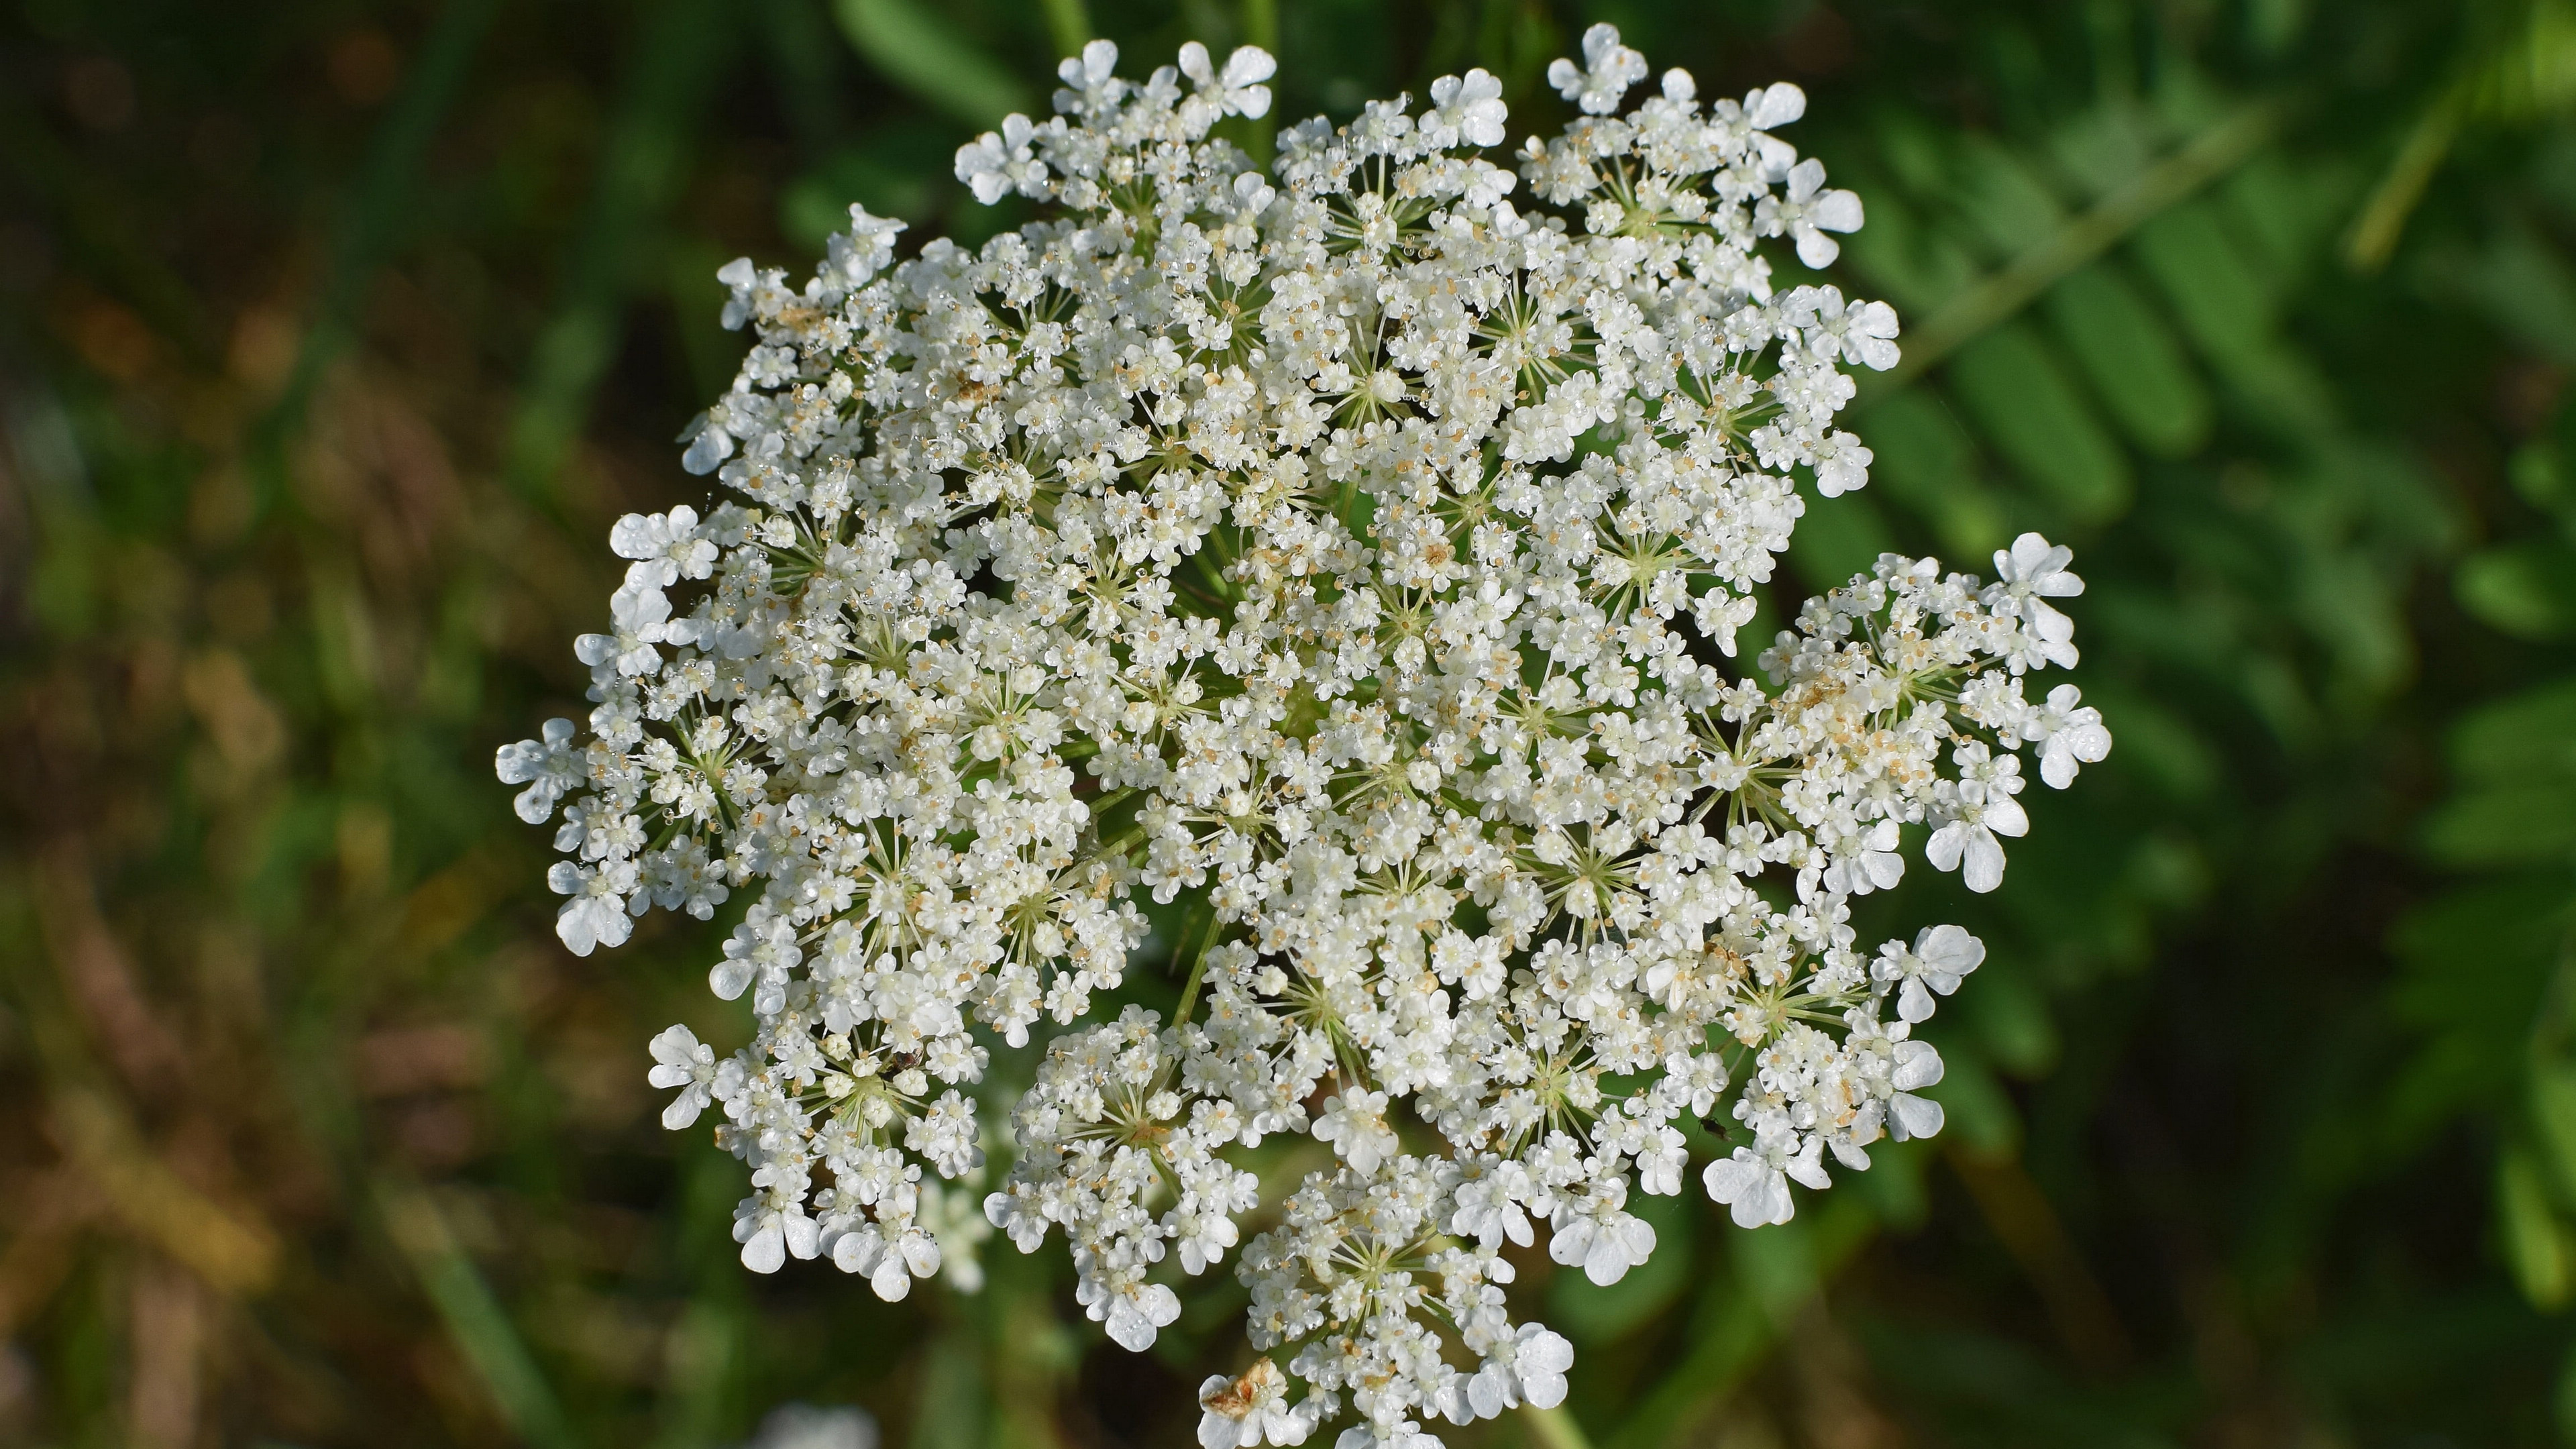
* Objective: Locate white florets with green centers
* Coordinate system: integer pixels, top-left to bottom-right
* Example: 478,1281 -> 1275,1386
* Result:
500,25 -> 2111,1448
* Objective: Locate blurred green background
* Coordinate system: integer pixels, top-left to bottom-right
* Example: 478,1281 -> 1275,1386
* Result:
7,0 -> 2576,1444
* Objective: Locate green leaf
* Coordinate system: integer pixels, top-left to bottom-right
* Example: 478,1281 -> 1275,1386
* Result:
1837,185 -> 1978,315
2499,1144 -> 2574,1310
1946,323 -> 2135,521
2455,221 -> 2576,369
2534,1059 -> 2576,1205
381,1185 -> 582,1449
831,0 -> 1032,129
2457,537 -> 2576,640
504,0 -> 738,500
2135,197 -> 2345,437
1929,1041 -> 2021,1159
2514,436 -> 2573,517
2133,198 -> 2274,366
911,1325 -> 990,1449
1960,954 -> 2059,1079
2079,686 -> 2219,802
1786,486 -> 1895,590
2220,151 -> 2339,284
2420,779 -> 2576,867
2387,880 -> 2571,1112
2045,264 -> 2212,458
2044,100 -> 2158,200
1854,388 -> 2010,559
1727,1208 -> 1818,1323
1871,108 -> 1953,202
1953,136 -> 2069,256
2449,676 -> 2576,784
780,122 -> 957,248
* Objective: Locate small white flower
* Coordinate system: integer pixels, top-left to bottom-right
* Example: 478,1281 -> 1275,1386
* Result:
2027,683 -> 2114,788
1927,801 -> 2027,894
1703,1144 -> 1795,1228
1179,42 -> 1276,119
1784,285 -> 1900,371
1548,23 -> 1647,115
1099,1277 -> 1182,1351
1888,1040 -> 1947,1140
735,1169 -> 822,1274
494,716 -> 581,823
1994,531 -> 2085,626
549,858 -> 636,955
1465,1324 -> 1573,1417
1313,1089 -> 1397,1175
1426,70 -> 1507,150
1548,1201 -> 1656,1285
1507,1326 -> 1573,1409
1760,157 -> 1866,268
1876,924 -> 1986,1023
822,206 -> 906,292
678,409 -> 733,474
611,504 -> 715,588
715,256 -> 762,331
1813,431 -> 1873,497
1055,38 -> 1125,115
1747,82 -> 1807,130
648,1023 -> 719,1128
953,113 -> 1048,205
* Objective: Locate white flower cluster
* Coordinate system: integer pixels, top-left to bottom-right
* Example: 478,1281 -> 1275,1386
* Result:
499,26 -> 2112,1449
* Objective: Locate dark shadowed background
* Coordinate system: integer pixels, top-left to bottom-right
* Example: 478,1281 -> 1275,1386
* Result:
5,0 -> 2576,1444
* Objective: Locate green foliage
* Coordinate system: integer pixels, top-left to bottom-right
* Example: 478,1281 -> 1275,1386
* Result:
831,0 -> 1034,127
1,1 -> 2572,1446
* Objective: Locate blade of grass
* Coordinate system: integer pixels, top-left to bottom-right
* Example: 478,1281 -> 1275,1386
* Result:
1242,0 -> 1279,161
2346,95 -> 2463,272
251,0 -> 501,518
833,0 -> 1034,129
1037,0 -> 1092,59
1521,1403 -> 1593,1449
50,1087 -> 278,1296
379,1180 -> 581,1449
1172,900 -> 1225,1026
1599,1199 -> 1876,1449
1947,1144 -> 2135,1373
504,0 -> 740,504
2353,0 -> 2576,270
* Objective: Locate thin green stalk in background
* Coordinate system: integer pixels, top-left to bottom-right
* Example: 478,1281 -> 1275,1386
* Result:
2347,93 -> 2466,271
1242,0 -> 1279,159
1885,95 -> 2289,386
250,0 -> 501,517
1040,0 -> 1093,57
1519,1402 -> 1591,1449
834,0 -> 1034,128
380,1180 -> 582,1449
505,0 -> 740,504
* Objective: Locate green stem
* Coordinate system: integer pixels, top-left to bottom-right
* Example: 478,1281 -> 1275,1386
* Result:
1884,93 -> 2292,386
251,0 -> 502,519
2347,89 -> 2464,272
1521,1402 -> 1592,1449
1241,0 -> 1279,162
378,1180 -> 581,1449
1038,0 -> 1091,58
1172,901 -> 1224,1026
